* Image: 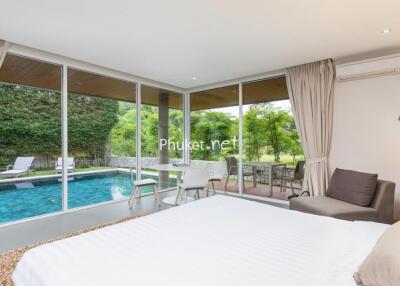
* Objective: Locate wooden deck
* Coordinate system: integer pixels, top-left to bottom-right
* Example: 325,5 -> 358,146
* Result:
211,179 -> 301,201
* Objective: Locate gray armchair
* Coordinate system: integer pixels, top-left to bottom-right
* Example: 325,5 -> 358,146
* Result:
289,180 -> 395,224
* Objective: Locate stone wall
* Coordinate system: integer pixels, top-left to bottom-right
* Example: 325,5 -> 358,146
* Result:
108,156 -> 136,168
109,156 -> 227,176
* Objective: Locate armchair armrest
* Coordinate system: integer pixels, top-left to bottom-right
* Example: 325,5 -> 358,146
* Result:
6,164 -> 13,170
370,180 -> 395,224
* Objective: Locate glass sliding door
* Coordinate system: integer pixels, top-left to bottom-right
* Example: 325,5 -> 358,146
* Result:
140,85 -> 184,190
190,85 -> 239,194
67,68 -> 137,208
242,76 -> 303,200
0,54 -> 63,223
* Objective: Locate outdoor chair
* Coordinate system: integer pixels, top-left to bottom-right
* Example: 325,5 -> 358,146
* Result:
278,160 -> 306,199
176,168 -> 210,205
55,157 -> 75,173
0,157 -> 35,178
272,164 -> 286,185
255,164 -> 286,185
224,156 -> 256,191
208,161 -> 227,195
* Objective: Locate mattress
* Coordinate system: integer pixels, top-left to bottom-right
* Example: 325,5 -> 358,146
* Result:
12,195 -> 388,286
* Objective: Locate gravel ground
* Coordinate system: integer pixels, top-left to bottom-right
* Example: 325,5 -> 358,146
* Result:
0,213 -> 146,286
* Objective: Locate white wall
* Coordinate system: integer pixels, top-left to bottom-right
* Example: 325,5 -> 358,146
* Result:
330,73 -> 400,220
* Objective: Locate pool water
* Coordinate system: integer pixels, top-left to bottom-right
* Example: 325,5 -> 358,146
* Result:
0,172 -> 176,224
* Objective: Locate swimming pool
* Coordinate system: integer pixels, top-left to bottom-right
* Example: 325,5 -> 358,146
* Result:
0,171 -> 176,224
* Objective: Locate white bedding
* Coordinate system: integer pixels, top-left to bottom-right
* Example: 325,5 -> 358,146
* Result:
13,195 -> 388,286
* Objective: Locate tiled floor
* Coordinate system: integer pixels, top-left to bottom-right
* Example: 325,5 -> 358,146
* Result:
214,179 -> 301,200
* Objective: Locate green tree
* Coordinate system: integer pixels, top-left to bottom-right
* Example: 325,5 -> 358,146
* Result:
140,105 -> 159,157
262,104 -> 290,162
111,106 -> 136,156
243,106 -> 266,162
284,116 -> 303,165
190,111 -> 233,160
168,109 -> 184,158
243,103 -> 303,163
0,82 -> 303,169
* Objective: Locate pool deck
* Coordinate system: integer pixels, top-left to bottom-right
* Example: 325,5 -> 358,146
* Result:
216,179 -> 301,201
0,168 -> 178,186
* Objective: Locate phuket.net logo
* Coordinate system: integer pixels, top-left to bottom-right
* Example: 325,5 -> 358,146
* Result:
159,137 -> 238,151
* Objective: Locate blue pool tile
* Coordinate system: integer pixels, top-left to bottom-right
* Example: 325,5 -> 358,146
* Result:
0,172 -> 176,224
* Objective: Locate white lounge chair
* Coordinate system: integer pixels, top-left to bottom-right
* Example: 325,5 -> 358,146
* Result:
0,157 -> 34,178
55,157 -> 75,173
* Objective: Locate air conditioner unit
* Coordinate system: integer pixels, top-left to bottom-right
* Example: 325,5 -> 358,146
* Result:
336,53 -> 400,81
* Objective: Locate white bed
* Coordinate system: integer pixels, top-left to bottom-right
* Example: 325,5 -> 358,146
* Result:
13,195 -> 387,286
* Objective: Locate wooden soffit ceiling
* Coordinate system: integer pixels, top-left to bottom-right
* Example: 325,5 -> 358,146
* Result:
67,68 -> 136,102
0,53 -> 286,111
0,53 -> 61,90
190,76 -> 288,111
141,85 -> 183,110
0,53 -> 183,109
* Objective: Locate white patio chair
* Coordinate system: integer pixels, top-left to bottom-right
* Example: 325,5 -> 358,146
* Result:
175,168 -> 210,205
208,162 -> 226,195
0,157 -> 35,178
55,157 -> 75,173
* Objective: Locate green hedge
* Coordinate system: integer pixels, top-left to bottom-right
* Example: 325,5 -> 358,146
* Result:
0,84 -> 118,168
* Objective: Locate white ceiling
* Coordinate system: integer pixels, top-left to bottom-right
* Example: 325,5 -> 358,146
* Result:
0,0 -> 399,89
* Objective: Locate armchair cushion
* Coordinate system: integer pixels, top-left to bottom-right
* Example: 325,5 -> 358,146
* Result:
326,168 -> 377,207
290,196 -> 378,222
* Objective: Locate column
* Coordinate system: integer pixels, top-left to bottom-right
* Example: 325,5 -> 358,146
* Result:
159,93 -> 169,189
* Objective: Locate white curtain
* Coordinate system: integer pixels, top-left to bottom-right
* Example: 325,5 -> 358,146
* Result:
286,59 -> 335,196
0,40 -> 10,68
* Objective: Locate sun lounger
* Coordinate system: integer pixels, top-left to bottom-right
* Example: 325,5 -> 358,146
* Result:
55,157 -> 75,173
0,157 -> 34,178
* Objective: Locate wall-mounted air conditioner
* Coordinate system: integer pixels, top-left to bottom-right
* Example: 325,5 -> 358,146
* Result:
336,53 -> 400,81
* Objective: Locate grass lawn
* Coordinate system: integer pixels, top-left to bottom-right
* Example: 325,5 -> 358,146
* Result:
26,166 -> 116,177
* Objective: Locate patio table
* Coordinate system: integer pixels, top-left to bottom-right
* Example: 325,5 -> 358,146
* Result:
243,162 -> 286,196
147,163 -> 194,205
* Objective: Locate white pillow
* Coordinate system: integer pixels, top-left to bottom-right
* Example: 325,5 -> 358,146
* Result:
354,221 -> 400,285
